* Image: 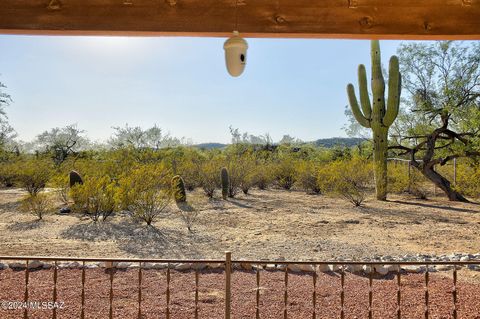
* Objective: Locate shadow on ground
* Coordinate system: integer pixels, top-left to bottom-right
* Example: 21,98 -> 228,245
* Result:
176,201 -> 195,212
357,200 -> 478,225
390,200 -> 479,214
227,199 -> 253,209
6,219 -> 44,231
0,201 -> 21,214
60,220 -> 213,258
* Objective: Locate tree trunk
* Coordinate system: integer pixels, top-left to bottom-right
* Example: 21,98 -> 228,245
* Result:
372,128 -> 388,201
421,166 -> 469,202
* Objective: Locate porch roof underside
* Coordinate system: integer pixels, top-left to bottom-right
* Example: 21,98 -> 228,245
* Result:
0,0 -> 480,39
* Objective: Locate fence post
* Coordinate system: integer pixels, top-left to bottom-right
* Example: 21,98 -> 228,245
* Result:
225,251 -> 232,319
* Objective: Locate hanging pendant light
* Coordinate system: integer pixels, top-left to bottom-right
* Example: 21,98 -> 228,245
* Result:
224,1 -> 248,77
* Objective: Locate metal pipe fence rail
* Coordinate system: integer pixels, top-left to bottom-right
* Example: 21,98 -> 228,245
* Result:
0,253 -> 479,319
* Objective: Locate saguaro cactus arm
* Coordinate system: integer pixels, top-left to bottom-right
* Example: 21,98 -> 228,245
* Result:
358,64 -> 372,119
384,56 -> 401,127
371,40 -> 386,119
347,84 -> 371,128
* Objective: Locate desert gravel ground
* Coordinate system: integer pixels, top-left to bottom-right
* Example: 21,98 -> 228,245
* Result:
0,188 -> 479,261
0,268 -> 480,319
1,188 -> 480,318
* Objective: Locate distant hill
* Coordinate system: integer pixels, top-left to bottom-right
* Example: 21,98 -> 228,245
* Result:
312,137 -> 365,148
194,143 -> 228,150
193,138 -> 365,150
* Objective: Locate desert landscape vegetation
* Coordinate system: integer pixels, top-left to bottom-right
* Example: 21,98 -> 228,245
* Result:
0,39 -> 479,318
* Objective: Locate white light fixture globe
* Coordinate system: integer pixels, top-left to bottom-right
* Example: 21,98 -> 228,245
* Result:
224,31 -> 248,77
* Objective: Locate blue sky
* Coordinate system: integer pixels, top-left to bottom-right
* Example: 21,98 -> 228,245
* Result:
0,35 -> 403,144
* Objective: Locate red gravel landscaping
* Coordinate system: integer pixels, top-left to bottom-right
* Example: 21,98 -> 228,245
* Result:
0,268 -> 479,319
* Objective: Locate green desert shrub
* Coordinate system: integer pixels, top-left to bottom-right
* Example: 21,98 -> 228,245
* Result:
223,150 -> 257,196
0,161 -> 17,187
61,158 -> 95,178
222,153 -> 251,198
236,154 -> 256,195
129,188 -> 171,226
454,162 -> 480,199
177,160 -> 201,191
296,160 -> 321,194
273,157 -> 297,190
175,150 -> 202,191
318,157 -> 373,206
62,156 -> 117,183
252,161 -> 274,190
330,146 -> 352,161
117,163 -> 171,225
70,175 -> 117,222
222,152 -> 256,197
435,162 -> 455,187
49,173 -> 70,205
196,159 -> 220,199
20,192 -> 54,220
14,158 -> 53,196
387,161 -> 410,194
402,168 -> 429,199
240,173 -> 255,195
387,161 -> 429,198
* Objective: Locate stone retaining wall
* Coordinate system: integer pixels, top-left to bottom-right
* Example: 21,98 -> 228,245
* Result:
1,252 -> 479,275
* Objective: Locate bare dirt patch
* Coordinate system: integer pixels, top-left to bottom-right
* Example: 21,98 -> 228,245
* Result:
0,188 -> 479,261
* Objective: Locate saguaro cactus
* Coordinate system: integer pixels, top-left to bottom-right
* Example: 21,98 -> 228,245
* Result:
346,40 -> 401,200
69,170 -> 83,188
171,175 -> 187,203
221,167 -> 229,200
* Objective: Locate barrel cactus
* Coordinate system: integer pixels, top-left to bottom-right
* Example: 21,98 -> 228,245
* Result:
221,167 -> 229,200
69,170 -> 83,188
346,40 -> 401,200
171,175 -> 187,203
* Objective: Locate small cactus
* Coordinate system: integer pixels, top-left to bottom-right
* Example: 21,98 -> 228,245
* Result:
221,167 -> 229,200
171,175 -> 187,203
69,170 -> 83,188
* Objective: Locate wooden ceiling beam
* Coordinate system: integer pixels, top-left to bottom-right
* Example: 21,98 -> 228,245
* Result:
0,0 -> 479,39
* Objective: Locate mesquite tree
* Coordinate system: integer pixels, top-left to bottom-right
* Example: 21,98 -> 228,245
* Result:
390,41 -> 480,202
347,40 -> 401,200
35,124 -> 88,165
0,80 -> 16,155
